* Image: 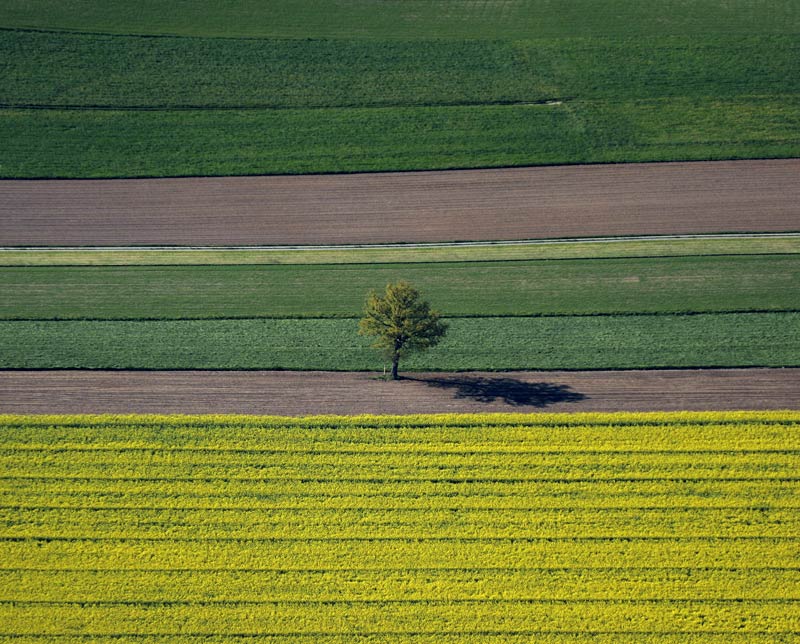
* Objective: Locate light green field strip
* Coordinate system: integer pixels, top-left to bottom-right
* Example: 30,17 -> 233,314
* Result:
1,568 -> 795,602
3,236 -> 799,266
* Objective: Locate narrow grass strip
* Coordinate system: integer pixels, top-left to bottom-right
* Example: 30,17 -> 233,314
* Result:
2,236 -> 799,266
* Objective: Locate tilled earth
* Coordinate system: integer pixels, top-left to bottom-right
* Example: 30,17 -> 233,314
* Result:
1,369 -> 797,415
2,159 -> 798,246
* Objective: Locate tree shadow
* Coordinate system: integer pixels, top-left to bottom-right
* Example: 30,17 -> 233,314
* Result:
408,375 -> 587,408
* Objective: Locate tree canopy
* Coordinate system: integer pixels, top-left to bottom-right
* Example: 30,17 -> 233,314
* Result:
359,280 -> 447,380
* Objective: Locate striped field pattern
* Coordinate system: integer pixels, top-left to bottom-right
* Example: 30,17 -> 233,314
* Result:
0,412 -> 798,642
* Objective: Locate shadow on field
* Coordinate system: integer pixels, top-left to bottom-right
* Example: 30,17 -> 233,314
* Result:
408,375 -> 587,408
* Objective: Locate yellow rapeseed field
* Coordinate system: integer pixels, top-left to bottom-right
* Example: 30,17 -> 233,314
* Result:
0,412 -> 797,642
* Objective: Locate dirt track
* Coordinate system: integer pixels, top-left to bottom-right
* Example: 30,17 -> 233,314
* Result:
1,369 -> 797,415
2,160 -> 798,246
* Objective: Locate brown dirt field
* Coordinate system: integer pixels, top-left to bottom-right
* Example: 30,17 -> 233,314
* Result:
2,159 -> 798,246
1,369 -> 797,415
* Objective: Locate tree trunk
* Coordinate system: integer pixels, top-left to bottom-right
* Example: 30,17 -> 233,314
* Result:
391,353 -> 400,380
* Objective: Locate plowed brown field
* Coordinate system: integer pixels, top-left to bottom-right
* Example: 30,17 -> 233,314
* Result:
1,369 -> 797,415
2,160 -> 798,246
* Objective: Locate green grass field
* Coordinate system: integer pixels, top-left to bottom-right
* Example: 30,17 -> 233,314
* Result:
2,312 -> 798,370
1,255 -> 798,320
5,32 -> 797,109
1,1 -> 798,176
2,240 -> 798,370
0,412 -> 798,641
5,1 -> 799,39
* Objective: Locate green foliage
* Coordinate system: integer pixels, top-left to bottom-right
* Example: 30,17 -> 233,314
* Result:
2,312 -> 798,370
359,281 -> 447,378
0,412 -> 798,639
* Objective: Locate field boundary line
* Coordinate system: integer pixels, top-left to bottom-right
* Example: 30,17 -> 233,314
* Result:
4,232 -> 799,253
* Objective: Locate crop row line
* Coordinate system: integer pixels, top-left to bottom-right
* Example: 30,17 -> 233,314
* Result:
3,505 -> 795,511
4,536 -> 795,543
2,598 -> 797,606
3,566 -> 796,573
4,308 -> 800,323
0,96 -> 571,112
0,630 -> 796,637
4,476 -> 797,483
6,448 -> 795,455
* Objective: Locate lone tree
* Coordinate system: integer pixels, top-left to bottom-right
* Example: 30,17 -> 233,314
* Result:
359,280 -> 447,380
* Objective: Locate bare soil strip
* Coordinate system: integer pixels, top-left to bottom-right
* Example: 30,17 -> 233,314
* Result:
2,160 -> 798,246
1,369 -> 797,415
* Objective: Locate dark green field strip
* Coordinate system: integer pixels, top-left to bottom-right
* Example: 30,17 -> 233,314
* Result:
1,506 -> 796,539
1,567 -> 795,602
2,2 -> 799,178
0,597 -> 797,634
2,255 -> 797,320
2,31 -> 797,110
5,0 -> 799,38
0,32 -> 552,109
4,96 -> 800,178
1,312 -> 797,370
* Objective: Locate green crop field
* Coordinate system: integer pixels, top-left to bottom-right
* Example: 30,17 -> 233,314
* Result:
2,312 -> 798,370
2,241 -> 798,370
0,412 -> 798,641
2,255 -> 798,320
1,1 -> 798,177
6,1 -> 799,39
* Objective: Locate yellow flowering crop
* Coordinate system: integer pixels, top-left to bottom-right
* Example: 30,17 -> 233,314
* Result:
0,412 -> 797,641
